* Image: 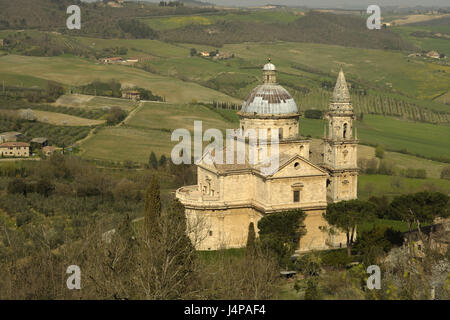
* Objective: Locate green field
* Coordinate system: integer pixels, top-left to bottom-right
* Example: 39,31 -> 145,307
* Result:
392,25 -> 450,56
80,102 -> 237,162
358,174 -> 450,199
140,9 -> 302,31
0,54 -> 239,104
30,109 -> 105,126
301,115 -> 450,161
221,41 -> 450,103
54,94 -> 139,112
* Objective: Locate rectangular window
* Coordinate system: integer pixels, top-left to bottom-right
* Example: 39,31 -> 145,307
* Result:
293,190 -> 300,203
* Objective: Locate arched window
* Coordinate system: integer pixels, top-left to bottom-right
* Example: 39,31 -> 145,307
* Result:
279,128 -> 283,139
343,123 -> 347,139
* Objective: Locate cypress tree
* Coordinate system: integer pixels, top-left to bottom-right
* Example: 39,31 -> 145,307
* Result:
159,154 -> 167,167
149,151 -> 158,170
246,222 -> 257,258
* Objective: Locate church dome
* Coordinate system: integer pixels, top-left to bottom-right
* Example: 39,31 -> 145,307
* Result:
241,84 -> 298,115
240,60 -> 298,116
263,62 -> 276,71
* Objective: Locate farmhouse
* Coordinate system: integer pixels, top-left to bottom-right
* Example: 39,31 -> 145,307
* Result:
0,39 -> 4,47
176,61 -> 358,252
200,51 -> 210,57
42,146 -> 57,157
100,57 -> 123,64
122,90 -> 140,100
0,142 -> 30,158
0,131 -> 23,143
426,50 -> 440,59
403,218 -> 450,257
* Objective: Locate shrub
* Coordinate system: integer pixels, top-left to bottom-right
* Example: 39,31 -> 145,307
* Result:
375,145 -> 384,159
441,166 -> 450,180
321,250 -> 352,268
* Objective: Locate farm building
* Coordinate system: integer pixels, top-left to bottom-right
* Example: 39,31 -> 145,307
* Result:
31,137 -> 49,149
122,90 -> 140,100
0,39 -> 4,47
403,218 -> 450,257
99,57 -> 123,64
426,51 -> 440,59
0,131 -> 23,143
0,142 -> 30,158
42,146 -> 57,157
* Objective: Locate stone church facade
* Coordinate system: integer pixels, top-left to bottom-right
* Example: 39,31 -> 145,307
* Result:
176,60 -> 358,252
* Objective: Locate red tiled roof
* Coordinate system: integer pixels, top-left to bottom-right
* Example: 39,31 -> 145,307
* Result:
0,142 -> 30,147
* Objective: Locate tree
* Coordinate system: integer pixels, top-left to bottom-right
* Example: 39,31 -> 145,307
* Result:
323,200 -> 376,257
149,151 -> 158,170
304,277 -> 321,300
375,145 -> 384,159
387,191 -> 449,253
144,175 -> 161,239
158,154 -> 167,168
7,178 -> 27,196
106,107 -> 126,125
246,222 -> 257,258
368,195 -> 389,218
36,178 -> 55,197
258,209 -> 306,266
190,48 -> 197,56
440,166 -> 450,180
354,226 -> 402,266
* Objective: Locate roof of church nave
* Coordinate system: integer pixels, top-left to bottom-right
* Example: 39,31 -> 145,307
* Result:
240,60 -> 298,116
197,144 -> 326,177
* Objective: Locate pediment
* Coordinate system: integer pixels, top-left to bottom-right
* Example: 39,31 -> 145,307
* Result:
271,155 -> 328,178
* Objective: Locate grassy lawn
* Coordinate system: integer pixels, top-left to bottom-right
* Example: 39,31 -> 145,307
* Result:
81,126 -> 172,163
358,174 -> 450,199
359,218 -> 423,233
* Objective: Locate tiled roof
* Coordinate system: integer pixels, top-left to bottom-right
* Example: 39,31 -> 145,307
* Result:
0,142 -> 30,147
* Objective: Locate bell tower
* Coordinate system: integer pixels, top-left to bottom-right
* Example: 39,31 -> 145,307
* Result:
323,69 -> 358,202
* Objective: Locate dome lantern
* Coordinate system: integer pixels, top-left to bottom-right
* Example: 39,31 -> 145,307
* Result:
240,59 -> 298,116
263,58 -> 277,84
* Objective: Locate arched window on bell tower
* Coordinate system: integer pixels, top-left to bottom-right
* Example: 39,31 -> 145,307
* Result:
343,123 -> 347,139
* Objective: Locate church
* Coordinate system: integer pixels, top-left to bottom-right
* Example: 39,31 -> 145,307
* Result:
176,60 -> 359,252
